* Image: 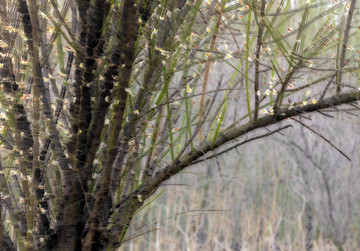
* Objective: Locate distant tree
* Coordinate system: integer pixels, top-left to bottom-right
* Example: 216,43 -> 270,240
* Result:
0,0 -> 358,250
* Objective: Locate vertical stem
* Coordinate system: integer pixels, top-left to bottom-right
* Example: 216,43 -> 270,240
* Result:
357,53 -> 360,89
245,10 -> 253,121
253,0 -> 266,121
336,0 -> 356,97
199,3 -> 221,141
165,78 -> 175,161
82,1 -> 139,249
28,0 -> 42,249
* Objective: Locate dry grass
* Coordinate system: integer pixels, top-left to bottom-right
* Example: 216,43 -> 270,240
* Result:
120,114 -> 360,251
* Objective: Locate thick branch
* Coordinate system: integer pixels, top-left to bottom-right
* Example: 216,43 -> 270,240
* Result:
82,1 -> 140,249
110,90 -> 360,246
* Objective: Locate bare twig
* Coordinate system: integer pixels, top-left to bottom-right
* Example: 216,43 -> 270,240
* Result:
292,118 -> 351,161
192,125 -> 292,165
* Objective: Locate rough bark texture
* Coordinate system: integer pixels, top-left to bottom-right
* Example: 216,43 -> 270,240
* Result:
82,1 -> 140,249
1,1 -> 359,250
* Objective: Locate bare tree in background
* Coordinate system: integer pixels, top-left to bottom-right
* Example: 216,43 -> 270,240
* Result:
0,0 -> 359,250
284,116 -> 360,251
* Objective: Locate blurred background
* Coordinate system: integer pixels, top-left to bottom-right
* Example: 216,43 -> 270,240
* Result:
120,111 -> 360,251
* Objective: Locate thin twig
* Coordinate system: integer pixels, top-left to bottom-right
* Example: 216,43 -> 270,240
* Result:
192,125 -> 292,165
292,118 -> 351,161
